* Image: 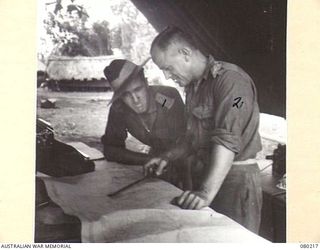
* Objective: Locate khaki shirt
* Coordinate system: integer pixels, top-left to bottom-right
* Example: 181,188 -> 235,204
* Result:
185,56 -> 262,161
101,85 -> 186,164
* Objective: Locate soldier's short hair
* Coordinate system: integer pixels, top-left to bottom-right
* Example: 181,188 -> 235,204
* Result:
151,26 -> 196,52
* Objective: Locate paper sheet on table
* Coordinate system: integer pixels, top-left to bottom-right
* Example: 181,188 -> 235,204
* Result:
64,141 -> 104,160
39,160 -> 269,243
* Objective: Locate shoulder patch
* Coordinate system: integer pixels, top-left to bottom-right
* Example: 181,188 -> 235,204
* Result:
155,92 -> 175,109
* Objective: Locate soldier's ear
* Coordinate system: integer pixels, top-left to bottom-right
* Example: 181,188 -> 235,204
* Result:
178,47 -> 192,62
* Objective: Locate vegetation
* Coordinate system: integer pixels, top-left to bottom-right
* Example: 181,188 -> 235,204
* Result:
43,1 -> 113,57
109,0 -> 156,62
39,0 -> 157,64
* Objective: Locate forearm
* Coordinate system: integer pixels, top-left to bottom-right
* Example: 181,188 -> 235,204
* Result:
104,145 -> 151,165
161,136 -> 192,162
200,144 -> 235,201
144,136 -> 192,178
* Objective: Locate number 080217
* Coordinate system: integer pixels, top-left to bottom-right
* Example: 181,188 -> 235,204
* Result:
300,244 -> 319,248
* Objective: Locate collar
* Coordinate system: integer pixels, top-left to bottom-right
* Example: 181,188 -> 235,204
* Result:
145,88 -> 157,114
192,55 -> 222,92
201,55 -> 223,79
202,55 -> 216,81
138,89 -> 157,132
197,55 -> 215,83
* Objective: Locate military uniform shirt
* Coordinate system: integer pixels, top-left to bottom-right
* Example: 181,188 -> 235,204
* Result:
101,85 -> 186,164
185,56 -> 262,161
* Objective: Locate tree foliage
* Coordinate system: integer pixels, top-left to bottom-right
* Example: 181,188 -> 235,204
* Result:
40,0 -> 157,66
44,0 -> 113,57
110,0 -> 157,63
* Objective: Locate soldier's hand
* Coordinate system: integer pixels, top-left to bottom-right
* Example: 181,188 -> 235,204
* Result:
173,190 -> 211,210
143,157 -> 168,177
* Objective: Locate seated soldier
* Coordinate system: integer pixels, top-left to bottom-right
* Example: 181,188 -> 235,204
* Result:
101,59 -> 188,187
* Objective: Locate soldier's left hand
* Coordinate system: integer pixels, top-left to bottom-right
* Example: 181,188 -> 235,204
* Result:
173,190 -> 211,210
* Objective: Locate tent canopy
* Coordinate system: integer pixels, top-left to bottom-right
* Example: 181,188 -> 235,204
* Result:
131,0 -> 286,117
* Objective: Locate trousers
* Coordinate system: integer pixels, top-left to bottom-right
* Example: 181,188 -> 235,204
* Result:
211,163 -> 262,233
186,154 -> 262,234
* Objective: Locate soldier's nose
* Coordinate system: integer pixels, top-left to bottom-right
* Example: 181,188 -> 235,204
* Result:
131,93 -> 139,103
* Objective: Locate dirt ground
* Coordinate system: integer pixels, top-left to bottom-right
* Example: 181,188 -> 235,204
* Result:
37,88 -> 112,152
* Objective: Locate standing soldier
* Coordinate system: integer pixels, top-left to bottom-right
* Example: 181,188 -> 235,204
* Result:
146,26 -> 263,233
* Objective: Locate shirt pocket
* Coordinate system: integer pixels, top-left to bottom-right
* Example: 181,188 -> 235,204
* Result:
192,105 -> 214,130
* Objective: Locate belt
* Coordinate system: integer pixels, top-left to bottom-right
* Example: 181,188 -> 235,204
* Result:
232,158 -> 257,166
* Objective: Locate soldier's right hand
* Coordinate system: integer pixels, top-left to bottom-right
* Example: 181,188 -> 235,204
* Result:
143,157 -> 168,177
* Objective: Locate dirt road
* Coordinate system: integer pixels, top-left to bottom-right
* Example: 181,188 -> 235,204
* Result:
37,89 -> 112,151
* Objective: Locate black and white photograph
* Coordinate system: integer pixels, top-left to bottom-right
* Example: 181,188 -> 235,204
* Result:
34,0 -> 287,243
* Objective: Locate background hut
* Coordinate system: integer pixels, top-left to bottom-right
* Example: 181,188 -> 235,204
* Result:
37,60 -> 47,87
46,55 -> 123,91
